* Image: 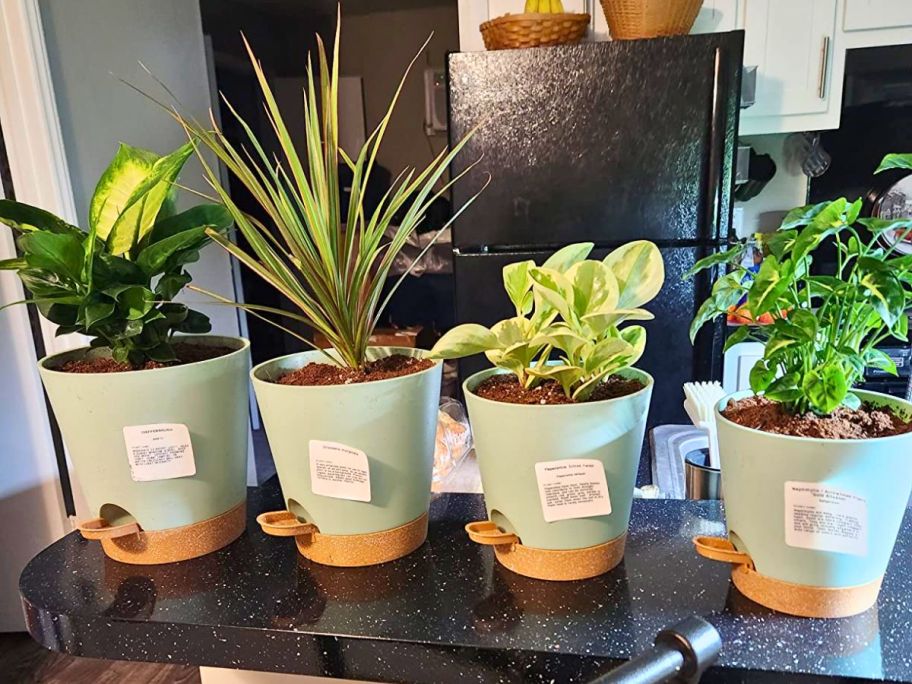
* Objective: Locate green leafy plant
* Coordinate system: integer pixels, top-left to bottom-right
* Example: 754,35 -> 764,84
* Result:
153,20 -> 482,371
430,241 -> 665,400
688,153 -> 912,415
0,142 -> 232,365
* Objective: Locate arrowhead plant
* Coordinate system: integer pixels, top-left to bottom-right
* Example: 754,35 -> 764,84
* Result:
687,153 -> 912,415
430,241 -> 665,401
0,142 -> 233,365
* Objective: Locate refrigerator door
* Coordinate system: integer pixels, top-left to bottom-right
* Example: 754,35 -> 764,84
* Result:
453,246 -> 724,485
447,32 -> 743,248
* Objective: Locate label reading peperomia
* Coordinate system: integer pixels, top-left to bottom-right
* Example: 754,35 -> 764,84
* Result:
535,459 -> 612,522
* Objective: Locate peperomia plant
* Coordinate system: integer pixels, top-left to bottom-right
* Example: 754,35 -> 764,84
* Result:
430,241 -> 665,400
0,142 -> 232,365
688,153 -> 912,415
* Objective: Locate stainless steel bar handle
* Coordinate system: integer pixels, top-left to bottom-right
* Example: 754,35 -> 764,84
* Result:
818,35 -> 830,99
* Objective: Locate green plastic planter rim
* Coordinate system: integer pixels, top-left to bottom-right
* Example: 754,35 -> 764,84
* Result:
716,389 -> 912,445
250,345 -> 442,389
38,335 -> 250,377
462,366 -> 654,410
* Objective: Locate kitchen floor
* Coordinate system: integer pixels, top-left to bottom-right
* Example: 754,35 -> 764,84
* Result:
0,632 -> 199,683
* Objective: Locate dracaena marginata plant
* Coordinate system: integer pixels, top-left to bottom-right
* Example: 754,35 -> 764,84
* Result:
152,20 -> 482,371
430,241 -> 665,401
688,153 -> 912,416
0,143 -> 232,365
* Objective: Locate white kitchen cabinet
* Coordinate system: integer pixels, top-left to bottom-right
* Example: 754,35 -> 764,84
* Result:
739,0 -> 839,135
844,0 -> 912,31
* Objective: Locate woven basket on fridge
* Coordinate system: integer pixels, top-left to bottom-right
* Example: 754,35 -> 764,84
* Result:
480,12 -> 591,51
599,0 -> 702,40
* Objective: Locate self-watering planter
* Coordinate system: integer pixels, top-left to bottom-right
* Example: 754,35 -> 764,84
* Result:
694,389 -> 912,618
251,347 -> 441,567
463,367 -> 653,581
38,335 -> 251,565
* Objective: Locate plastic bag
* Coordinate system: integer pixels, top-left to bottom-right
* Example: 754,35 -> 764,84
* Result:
432,397 -> 473,492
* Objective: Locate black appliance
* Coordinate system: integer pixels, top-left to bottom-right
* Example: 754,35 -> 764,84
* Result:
446,33 -> 744,483
809,44 -> 912,400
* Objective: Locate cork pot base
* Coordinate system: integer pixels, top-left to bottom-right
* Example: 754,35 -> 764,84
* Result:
731,564 -> 882,619
294,513 -> 428,567
92,502 -> 246,565
493,533 -> 627,582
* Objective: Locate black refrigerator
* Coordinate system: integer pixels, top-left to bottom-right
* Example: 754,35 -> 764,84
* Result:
447,32 -> 744,484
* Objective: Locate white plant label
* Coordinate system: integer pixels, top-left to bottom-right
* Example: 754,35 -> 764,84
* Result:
309,440 -> 371,502
535,459 -> 612,523
123,423 -> 196,482
785,481 -> 868,557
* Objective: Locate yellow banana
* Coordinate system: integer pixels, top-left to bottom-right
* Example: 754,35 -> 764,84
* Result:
551,0 -> 565,12
525,0 -> 539,12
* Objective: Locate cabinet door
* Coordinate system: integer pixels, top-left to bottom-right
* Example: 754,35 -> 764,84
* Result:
741,0 -> 837,121
844,0 -> 912,31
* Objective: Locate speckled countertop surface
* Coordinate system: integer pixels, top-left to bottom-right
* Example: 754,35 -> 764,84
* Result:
19,478 -> 912,683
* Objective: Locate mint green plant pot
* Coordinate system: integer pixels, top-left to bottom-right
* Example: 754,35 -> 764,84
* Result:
464,367 -> 653,564
709,389 -> 912,617
38,336 -> 251,564
251,347 -> 442,566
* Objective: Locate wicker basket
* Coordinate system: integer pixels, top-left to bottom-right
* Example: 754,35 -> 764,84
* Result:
480,12 -> 590,51
599,0 -> 702,40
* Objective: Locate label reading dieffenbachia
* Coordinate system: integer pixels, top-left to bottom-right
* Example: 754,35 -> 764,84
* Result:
785,481 -> 868,556
123,423 -> 196,482
535,459 -> 612,523
309,440 -> 371,502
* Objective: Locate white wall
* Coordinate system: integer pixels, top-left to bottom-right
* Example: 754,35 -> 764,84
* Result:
39,0 -> 242,337
0,206 -> 70,632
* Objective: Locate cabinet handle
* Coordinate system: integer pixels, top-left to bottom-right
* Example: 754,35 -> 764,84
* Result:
817,35 -> 830,99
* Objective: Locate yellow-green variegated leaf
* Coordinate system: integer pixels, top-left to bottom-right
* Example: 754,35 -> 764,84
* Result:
566,259 -> 619,317
581,308 -> 654,331
89,143 -> 159,241
584,337 -> 633,374
526,363 -> 584,397
620,325 -> 647,365
491,316 -> 532,347
603,240 -> 665,309
529,267 -> 575,322
541,242 -> 593,273
106,143 -> 194,255
529,326 -> 588,357
429,323 -> 497,360
502,260 -> 535,316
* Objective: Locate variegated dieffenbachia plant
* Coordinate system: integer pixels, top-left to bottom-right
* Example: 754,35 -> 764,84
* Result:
430,241 -> 665,400
0,142 -> 232,365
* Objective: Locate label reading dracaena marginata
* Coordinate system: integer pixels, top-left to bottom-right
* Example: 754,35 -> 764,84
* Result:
535,459 -> 612,523
309,440 -> 371,502
123,423 -> 196,482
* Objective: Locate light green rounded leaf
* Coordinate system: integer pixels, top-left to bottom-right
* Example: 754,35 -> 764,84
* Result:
603,240 -> 665,309
541,242 -> 593,273
620,325 -> 646,364
566,259 -> 618,317
429,323 -> 497,360
529,267 -> 575,321
502,260 -> 535,316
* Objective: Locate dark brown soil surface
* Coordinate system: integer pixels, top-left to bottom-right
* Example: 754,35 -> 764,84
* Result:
59,344 -> 236,373
723,395 -> 912,439
276,354 -> 433,386
474,374 -> 645,405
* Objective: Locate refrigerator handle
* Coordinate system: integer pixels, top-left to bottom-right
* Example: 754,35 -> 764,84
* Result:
705,47 -> 726,243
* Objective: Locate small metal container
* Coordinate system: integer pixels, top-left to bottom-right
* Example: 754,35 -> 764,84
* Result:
684,448 -> 722,501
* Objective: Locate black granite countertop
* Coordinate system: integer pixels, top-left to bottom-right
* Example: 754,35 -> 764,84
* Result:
20,478 -> 912,683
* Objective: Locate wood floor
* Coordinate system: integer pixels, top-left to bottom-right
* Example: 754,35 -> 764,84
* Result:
0,633 -> 199,683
